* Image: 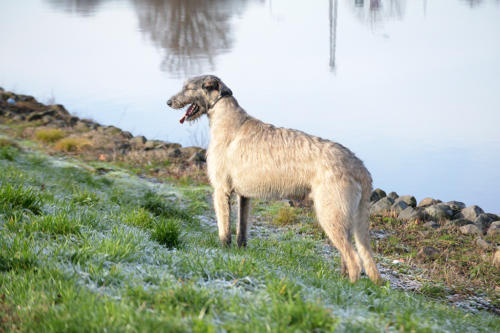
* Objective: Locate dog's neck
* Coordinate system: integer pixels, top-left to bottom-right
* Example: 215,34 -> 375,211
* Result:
207,97 -> 249,144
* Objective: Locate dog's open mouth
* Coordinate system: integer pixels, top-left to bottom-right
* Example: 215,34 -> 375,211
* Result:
179,103 -> 200,124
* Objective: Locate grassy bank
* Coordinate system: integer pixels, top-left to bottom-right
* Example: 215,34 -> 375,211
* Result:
1,133 -> 499,332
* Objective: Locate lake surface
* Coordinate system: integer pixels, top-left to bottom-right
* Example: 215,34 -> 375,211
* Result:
1,0 -> 499,213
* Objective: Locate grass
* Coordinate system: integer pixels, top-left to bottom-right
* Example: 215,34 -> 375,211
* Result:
371,216 -> 500,296
25,213 -> 81,236
54,137 -> 92,152
34,128 -> 65,143
273,205 -> 302,226
0,133 -> 498,331
151,218 -> 182,248
0,183 -> 43,216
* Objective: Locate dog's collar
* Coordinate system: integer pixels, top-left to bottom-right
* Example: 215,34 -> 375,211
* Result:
208,91 -> 232,110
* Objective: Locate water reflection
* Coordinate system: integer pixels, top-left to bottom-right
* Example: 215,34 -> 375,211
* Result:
46,0 -> 254,76
349,0 -> 407,27
46,0 -> 107,16
132,0 -> 252,77
329,0 -> 338,71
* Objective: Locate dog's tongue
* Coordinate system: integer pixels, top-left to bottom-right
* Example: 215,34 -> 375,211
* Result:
179,104 -> 194,124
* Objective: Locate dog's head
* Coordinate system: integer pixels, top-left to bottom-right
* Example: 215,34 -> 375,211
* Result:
167,75 -> 232,124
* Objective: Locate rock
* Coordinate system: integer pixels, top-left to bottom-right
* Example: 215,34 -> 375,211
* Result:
387,191 -> 399,200
417,246 -> 440,262
7,97 -> 16,104
474,214 -> 494,233
370,197 -> 394,216
424,203 -> 453,221
144,140 -> 157,150
398,207 -> 424,221
395,195 -> 417,208
459,224 -> 481,236
122,131 -> 133,139
493,249 -> 500,268
74,120 -> 91,132
423,221 -> 439,229
130,136 -> 147,146
446,218 -> 473,227
0,87 -> 4,92
167,148 -> 182,158
446,201 -> 466,213
188,151 -> 206,163
487,221 -> 500,237
370,188 -> 386,202
391,201 -> 408,214
26,110 -> 56,122
418,197 -> 441,208
118,142 -> 131,154
476,238 -> 491,250
486,213 -> 500,221
459,205 -> 484,221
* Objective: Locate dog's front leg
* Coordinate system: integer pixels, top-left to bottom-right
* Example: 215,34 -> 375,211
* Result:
213,188 -> 231,246
237,195 -> 250,248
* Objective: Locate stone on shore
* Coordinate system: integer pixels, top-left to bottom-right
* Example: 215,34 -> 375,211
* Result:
446,201 -> 466,213
487,221 -> 500,237
370,197 -> 394,216
417,246 -> 440,262
370,188 -> 386,202
188,151 -> 206,163
459,224 -> 481,236
387,191 -> 399,200
398,207 -> 424,221
167,148 -> 182,158
130,135 -> 147,146
446,218 -> 473,227
458,205 -> 484,221
475,238 -> 491,250
391,201 -> 408,214
423,221 -> 439,229
474,214 -> 494,233
417,197 -> 441,208
394,195 -> 417,208
424,203 -> 453,221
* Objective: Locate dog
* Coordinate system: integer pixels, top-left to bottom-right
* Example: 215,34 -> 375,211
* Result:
167,75 -> 381,283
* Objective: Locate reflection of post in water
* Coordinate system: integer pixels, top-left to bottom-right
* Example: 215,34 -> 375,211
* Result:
132,0 -> 251,77
329,0 -> 338,72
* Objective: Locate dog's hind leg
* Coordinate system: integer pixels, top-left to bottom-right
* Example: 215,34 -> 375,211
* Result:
313,183 -> 362,282
354,200 -> 382,284
237,195 -> 250,248
213,188 -> 231,246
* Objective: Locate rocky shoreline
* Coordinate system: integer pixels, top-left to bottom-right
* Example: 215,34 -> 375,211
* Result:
369,188 -> 500,267
370,189 -> 500,239
0,88 -> 207,170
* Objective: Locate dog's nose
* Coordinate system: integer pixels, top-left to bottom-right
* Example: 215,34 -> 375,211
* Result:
167,99 -> 172,107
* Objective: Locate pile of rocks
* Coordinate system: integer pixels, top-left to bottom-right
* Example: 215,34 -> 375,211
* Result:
370,188 -> 500,237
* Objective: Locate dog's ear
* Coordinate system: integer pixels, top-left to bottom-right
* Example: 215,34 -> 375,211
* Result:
202,77 -> 220,92
220,86 -> 232,97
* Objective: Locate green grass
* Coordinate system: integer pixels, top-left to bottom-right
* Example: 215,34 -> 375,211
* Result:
0,183 -> 43,216
151,218 -> 182,248
0,135 -> 498,332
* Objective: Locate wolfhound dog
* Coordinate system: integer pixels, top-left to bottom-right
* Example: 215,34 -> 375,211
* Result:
167,75 -> 381,283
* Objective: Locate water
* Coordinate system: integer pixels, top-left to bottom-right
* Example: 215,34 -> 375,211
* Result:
1,0 -> 499,213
